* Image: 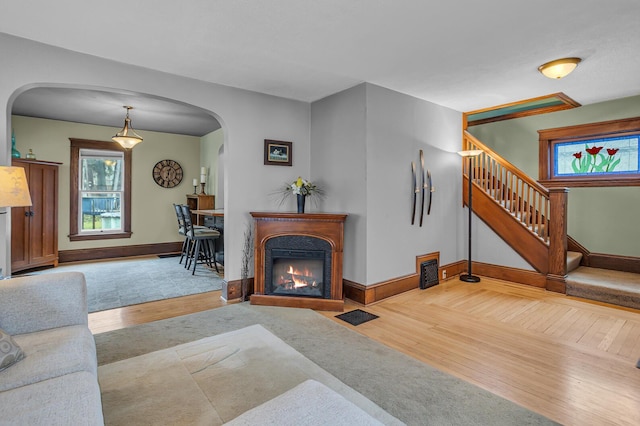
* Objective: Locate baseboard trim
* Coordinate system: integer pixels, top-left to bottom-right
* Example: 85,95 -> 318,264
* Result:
223,278 -> 254,301
587,253 -> 640,274
472,261 -> 547,288
59,242 -> 183,263
344,252 -> 461,305
344,256 -> 548,305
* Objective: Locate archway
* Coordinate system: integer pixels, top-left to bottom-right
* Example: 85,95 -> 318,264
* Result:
7,84 -> 227,296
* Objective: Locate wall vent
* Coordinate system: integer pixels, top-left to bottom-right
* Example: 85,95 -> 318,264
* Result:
419,259 -> 439,290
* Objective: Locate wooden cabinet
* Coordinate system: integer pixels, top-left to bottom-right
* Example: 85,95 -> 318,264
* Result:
11,159 -> 61,273
185,194 -> 214,225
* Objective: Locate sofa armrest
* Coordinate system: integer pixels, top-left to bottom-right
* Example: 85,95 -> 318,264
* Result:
0,272 -> 88,335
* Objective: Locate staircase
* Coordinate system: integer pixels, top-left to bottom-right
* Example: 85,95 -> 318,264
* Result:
463,131 -> 640,308
462,131 -> 568,292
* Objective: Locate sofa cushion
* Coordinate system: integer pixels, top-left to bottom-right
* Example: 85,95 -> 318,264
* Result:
0,328 -> 25,372
0,371 -> 104,426
0,325 -> 97,392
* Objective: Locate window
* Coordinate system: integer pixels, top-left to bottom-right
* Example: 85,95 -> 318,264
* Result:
538,117 -> 640,187
69,139 -> 132,241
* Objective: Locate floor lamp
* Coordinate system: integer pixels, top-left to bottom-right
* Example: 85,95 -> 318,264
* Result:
457,150 -> 482,283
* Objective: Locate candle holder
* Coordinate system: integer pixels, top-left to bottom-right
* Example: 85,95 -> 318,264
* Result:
199,182 -> 206,194
193,185 -> 198,194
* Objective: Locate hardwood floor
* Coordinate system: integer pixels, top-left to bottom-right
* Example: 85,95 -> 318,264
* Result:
89,276 -> 640,426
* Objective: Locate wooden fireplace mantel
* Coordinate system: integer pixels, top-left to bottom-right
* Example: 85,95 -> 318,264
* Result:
250,212 -> 347,311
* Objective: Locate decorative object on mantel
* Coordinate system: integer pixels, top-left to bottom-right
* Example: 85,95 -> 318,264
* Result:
11,130 -> 20,159
278,176 -> 323,213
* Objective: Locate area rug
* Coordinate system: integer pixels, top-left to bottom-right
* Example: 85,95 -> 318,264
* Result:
95,303 -> 557,426
98,324 -> 401,425
30,256 -> 224,313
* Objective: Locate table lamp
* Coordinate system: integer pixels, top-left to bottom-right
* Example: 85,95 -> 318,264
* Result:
0,166 -> 32,211
0,166 -> 32,279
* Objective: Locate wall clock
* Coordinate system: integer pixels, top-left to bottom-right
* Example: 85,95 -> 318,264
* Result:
152,159 -> 183,188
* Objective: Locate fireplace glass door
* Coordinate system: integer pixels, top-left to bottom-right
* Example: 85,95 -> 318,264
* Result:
269,249 -> 325,298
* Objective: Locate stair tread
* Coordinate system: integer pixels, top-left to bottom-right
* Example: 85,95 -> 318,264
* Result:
566,267 -> 640,310
567,266 -> 640,290
566,251 -> 583,273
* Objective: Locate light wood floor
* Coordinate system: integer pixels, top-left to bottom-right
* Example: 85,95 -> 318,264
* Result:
89,276 -> 640,426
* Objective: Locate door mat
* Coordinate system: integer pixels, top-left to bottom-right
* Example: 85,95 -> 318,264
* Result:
336,309 -> 379,326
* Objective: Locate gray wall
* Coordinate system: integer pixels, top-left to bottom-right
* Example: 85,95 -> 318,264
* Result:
469,95 -> 640,257
311,84 -> 465,285
310,84 -> 367,282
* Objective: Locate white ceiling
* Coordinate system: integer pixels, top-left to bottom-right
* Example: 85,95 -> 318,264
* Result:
2,0 -> 640,135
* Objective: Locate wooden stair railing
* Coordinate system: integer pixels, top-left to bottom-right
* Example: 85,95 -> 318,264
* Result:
463,131 -> 568,292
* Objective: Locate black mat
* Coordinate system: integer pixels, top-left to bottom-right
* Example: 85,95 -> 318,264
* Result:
157,253 -> 181,258
335,309 -> 379,326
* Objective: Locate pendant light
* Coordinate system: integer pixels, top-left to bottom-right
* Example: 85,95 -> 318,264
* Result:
538,57 -> 581,79
112,106 -> 143,149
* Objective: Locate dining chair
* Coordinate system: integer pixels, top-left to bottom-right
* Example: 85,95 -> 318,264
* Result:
180,204 -> 220,275
173,203 -> 208,265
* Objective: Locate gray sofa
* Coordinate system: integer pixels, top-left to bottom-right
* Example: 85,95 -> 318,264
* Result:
0,272 -> 104,425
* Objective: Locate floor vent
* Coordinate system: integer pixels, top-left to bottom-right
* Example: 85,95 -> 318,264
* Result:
420,259 -> 439,290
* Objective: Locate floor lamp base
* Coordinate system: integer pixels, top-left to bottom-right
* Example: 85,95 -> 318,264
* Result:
459,274 -> 481,283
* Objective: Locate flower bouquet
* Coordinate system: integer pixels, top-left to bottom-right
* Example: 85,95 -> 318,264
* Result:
278,177 -> 324,213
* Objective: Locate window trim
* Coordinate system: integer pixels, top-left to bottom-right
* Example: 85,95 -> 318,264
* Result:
69,138 -> 132,241
538,116 -> 640,187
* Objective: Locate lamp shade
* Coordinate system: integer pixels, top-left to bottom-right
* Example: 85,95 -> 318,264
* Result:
112,106 -> 143,149
538,57 -> 581,79
0,166 -> 32,207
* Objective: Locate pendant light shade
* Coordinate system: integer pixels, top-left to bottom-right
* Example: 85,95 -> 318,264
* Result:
538,57 -> 581,79
112,106 -> 143,149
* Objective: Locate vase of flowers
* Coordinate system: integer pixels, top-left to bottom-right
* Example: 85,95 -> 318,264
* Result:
279,176 -> 323,213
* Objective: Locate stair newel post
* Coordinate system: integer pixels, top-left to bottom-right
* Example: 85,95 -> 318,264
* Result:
547,187 -> 569,293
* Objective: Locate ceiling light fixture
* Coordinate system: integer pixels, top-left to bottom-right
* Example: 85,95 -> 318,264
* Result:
112,106 -> 143,149
538,57 -> 581,79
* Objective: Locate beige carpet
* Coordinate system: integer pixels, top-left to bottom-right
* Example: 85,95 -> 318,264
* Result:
98,324 -> 403,425
567,266 -> 640,310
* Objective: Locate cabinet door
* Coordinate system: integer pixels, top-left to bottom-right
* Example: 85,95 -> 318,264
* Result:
28,163 -> 59,265
10,204 -> 30,270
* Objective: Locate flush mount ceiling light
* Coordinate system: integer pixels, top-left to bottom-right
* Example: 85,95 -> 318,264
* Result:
538,57 -> 582,79
112,106 -> 143,149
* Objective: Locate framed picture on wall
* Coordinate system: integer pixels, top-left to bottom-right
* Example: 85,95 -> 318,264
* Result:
264,139 -> 292,166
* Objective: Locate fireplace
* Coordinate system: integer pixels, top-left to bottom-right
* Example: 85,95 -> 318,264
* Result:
250,212 -> 347,311
265,236 -> 332,299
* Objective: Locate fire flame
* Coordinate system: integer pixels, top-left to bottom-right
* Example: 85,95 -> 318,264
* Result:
286,265 -> 315,288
